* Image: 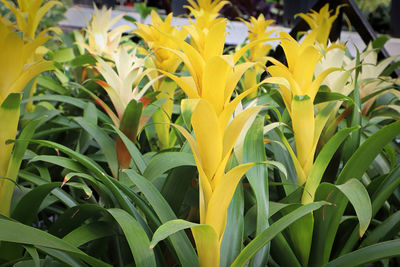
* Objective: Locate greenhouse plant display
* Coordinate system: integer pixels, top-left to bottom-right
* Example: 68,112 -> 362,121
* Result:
0,0 -> 399,266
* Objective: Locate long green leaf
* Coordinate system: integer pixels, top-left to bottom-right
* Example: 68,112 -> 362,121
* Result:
335,179 -> 372,237
311,121 -> 400,266
220,181 -> 244,267
107,208 -> 156,267
29,140 -> 149,233
337,120 -> 400,184
11,182 -> 62,225
143,152 -> 195,181
231,201 -> 328,267
0,93 -> 21,216
371,164 -> 400,216
62,221 -> 115,247
243,115 -> 270,267
302,126 -> 358,204
325,239 -> 400,267
361,210 -> 400,248
123,169 -> 199,267
0,219 -> 111,267
74,117 -> 118,177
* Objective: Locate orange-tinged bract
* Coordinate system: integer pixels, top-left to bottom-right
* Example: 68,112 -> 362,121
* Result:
95,47 -> 156,124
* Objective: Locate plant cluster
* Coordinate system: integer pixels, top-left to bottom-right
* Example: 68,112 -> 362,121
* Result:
0,0 -> 399,266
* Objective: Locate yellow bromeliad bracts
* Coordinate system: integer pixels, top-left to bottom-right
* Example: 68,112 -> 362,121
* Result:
296,3 -> 342,49
242,14 -> 276,98
153,2 -> 284,265
134,11 -> 187,149
0,14 -> 53,215
0,0 -> 61,40
267,5 -> 342,187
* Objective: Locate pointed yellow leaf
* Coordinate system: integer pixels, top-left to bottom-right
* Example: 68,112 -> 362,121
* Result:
225,62 -> 256,104
191,100 -> 223,180
171,123 -> 212,221
157,70 -> 200,98
202,56 -> 231,114
206,163 -> 256,240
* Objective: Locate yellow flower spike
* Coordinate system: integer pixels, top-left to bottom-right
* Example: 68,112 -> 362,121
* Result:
134,10 -> 187,73
242,14 -> 275,62
134,11 -> 188,148
225,62 -> 257,104
1,0 -> 61,39
296,3 -> 343,47
185,0 -> 228,30
0,17 -> 53,215
267,30 -> 342,182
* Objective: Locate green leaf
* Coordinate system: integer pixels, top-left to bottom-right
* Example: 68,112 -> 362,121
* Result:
52,48 -> 75,62
29,156 -> 85,172
123,170 -> 199,267
36,76 -> 68,95
149,219 -> 198,249
335,179 -> 372,237
117,99 -> 142,169
372,35 -> 389,50
107,208 -> 156,267
371,164 -> 400,216
70,54 -> 96,67
23,246 -> 40,267
220,181 -> 244,267
337,121 -> 400,184
11,182 -> 62,225
29,140 -> 147,231
325,239 -> 400,267
243,115 -> 270,267
0,93 -> 22,215
0,218 -> 111,267
231,201 -> 329,267
341,50 -> 361,162
74,117 -> 118,177
302,126 -> 359,203
143,152 -> 195,181
360,210 -> 400,248
62,221 -> 115,247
